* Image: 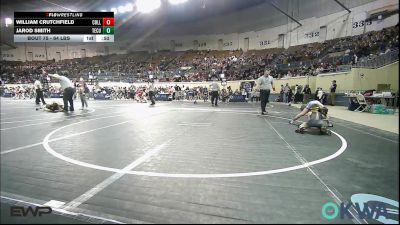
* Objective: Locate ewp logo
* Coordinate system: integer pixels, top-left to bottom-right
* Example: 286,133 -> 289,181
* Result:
321,194 -> 398,224
10,206 -> 52,217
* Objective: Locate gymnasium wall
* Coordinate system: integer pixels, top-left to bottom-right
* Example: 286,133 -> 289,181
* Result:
283,61 -> 399,92
165,61 -> 399,93
352,62 -> 399,91
5,62 -> 397,94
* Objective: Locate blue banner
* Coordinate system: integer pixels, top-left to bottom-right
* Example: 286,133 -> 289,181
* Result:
93,93 -> 111,100
155,93 -> 172,101
2,93 -> 14,97
50,92 -> 63,98
229,95 -> 246,102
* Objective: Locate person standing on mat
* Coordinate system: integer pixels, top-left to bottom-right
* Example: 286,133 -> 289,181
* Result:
78,78 -> 89,110
257,69 -> 274,115
210,77 -> 220,107
42,69 -> 75,112
34,76 -> 46,106
148,80 -> 156,105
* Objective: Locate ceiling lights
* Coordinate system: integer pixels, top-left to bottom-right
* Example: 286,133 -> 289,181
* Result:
107,0 -> 184,15
125,3 -> 134,12
5,18 -> 13,27
118,6 -> 126,14
136,0 -> 161,14
110,7 -> 118,15
168,0 -> 188,5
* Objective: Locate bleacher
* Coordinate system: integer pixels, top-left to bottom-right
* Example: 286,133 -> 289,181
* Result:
1,25 -> 398,85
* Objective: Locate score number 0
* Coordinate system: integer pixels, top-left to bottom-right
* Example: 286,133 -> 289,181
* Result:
102,18 -> 114,26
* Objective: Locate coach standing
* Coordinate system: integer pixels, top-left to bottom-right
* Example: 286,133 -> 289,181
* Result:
34,76 -> 46,106
43,69 -> 75,112
257,69 -> 274,115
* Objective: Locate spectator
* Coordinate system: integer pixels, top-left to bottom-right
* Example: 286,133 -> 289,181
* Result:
302,84 -> 312,103
294,84 -> 303,103
329,80 -> 337,106
283,83 -> 290,105
279,84 -> 284,102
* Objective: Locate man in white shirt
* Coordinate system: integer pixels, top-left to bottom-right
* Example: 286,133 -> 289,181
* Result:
42,69 -> 75,112
257,69 -> 274,115
148,80 -> 156,105
317,88 -> 324,102
210,77 -> 220,106
34,77 -> 46,105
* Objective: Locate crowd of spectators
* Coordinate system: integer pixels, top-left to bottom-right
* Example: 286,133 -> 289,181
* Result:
1,79 -> 253,104
1,25 -> 398,85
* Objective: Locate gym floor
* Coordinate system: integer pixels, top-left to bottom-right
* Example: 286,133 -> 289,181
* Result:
0,98 -> 398,224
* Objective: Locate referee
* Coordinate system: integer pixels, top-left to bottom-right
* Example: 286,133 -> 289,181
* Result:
210,77 -> 220,107
148,80 -> 156,106
257,69 -> 274,115
42,69 -> 75,112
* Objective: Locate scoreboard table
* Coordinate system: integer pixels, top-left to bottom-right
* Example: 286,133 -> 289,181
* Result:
14,12 -> 114,42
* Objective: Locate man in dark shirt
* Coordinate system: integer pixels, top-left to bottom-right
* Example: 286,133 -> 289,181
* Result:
329,80 -> 337,106
302,84 -> 312,103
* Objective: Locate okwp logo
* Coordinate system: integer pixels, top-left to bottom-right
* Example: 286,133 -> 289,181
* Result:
321,194 -> 398,224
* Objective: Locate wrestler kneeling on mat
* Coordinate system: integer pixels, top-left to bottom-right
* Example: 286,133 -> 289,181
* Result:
289,100 -> 332,135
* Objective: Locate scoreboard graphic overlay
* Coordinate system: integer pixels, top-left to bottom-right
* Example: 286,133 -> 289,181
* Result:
14,12 -> 114,42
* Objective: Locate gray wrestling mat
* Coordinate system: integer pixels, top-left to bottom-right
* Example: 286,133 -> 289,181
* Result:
1,99 -> 398,224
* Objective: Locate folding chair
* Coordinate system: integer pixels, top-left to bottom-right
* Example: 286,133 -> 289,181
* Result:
355,94 -> 371,112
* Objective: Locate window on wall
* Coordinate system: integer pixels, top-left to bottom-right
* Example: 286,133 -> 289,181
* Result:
244,38 -> 249,52
170,40 -> 176,52
55,52 -> 61,61
278,34 -> 284,48
218,39 -> 223,50
104,46 -> 109,55
319,26 -> 327,42
80,49 -> 86,58
27,52 -> 33,61
193,40 -> 199,50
